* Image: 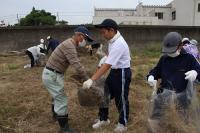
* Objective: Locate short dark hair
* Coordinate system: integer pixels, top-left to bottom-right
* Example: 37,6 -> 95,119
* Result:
104,27 -> 117,33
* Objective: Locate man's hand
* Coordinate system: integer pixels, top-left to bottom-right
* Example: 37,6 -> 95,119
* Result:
147,75 -> 157,88
83,79 -> 93,89
185,70 -> 198,81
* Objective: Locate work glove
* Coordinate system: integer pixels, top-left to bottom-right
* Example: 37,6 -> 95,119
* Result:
185,70 -> 198,81
147,75 -> 157,88
83,79 -> 93,89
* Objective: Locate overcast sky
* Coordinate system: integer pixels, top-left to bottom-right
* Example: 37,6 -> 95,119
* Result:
0,0 -> 173,25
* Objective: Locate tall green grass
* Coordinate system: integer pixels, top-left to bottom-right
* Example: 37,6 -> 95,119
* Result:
130,42 -> 162,58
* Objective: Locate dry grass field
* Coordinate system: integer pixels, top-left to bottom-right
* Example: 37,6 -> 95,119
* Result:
0,44 -> 200,133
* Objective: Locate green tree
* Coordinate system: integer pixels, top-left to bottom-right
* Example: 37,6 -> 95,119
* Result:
56,20 -> 68,25
19,7 -> 56,26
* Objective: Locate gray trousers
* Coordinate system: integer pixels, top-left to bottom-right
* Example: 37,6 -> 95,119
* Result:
42,68 -> 67,116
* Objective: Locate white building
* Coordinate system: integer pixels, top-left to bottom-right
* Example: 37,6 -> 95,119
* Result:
93,0 -> 200,26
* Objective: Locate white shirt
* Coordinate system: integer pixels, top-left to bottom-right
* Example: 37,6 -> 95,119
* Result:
98,56 -> 107,67
27,45 -> 45,61
105,31 -> 131,69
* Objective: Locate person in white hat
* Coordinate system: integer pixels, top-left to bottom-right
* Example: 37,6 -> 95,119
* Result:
24,39 -> 46,68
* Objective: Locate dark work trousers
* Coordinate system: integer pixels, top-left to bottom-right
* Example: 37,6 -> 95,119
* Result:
26,50 -> 35,67
99,68 -> 132,126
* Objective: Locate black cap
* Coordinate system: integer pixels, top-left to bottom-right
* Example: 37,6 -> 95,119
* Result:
95,19 -> 118,30
162,32 -> 182,53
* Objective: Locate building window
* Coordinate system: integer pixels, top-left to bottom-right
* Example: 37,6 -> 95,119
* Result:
155,12 -> 163,19
172,11 -> 176,20
198,3 -> 200,12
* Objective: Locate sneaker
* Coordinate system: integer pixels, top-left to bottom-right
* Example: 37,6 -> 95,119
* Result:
92,119 -> 110,129
24,64 -> 31,68
114,123 -> 127,133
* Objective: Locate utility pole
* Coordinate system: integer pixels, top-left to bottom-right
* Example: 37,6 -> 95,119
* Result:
56,12 -> 59,22
17,14 -> 20,24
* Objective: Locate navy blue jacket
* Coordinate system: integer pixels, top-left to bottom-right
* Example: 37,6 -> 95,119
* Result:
47,39 -> 60,53
148,49 -> 200,93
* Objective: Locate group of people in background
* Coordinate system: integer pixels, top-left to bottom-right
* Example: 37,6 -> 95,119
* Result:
24,36 -> 59,68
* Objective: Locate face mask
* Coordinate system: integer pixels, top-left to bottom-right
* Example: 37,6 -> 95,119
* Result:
78,39 -> 86,47
167,50 -> 180,57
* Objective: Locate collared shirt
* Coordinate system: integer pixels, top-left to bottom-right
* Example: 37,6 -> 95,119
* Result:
105,31 -> 131,69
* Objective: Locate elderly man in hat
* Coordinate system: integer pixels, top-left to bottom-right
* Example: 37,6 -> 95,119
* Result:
83,19 -> 132,132
42,26 -> 93,133
147,32 -> 200,132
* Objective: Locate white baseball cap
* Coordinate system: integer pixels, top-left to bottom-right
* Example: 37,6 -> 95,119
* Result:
47,36 -> 51,40
182,37 -> 189,43
40,39 -> 44,44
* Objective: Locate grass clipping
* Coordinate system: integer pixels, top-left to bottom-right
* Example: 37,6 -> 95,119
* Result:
148,90 -> 200,133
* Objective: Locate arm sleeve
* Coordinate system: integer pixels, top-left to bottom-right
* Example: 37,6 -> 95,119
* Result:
47,42 -> 51,53
105,44 -> 124,66
63,46 -> 88,81
147,57 -> 163,80
37,47 -> 45,56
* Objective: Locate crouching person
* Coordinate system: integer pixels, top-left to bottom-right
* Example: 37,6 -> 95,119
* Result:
42,26 -> 93,133
147,32 -> 200,132
24,39 -> 46,68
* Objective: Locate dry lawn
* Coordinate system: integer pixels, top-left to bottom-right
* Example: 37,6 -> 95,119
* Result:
0,45 -> 200,133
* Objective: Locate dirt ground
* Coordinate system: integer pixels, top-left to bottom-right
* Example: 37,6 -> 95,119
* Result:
0,48 -> 200,133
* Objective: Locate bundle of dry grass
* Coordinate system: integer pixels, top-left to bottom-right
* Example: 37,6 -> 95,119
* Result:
77,77 -> 105,107
148,90 -> 200,133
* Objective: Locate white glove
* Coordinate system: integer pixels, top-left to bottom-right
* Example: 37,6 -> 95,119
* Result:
148,75 -> 157,88
185,70 -> 198,81
82,79 -> 93,89
98,56 -> 107,67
